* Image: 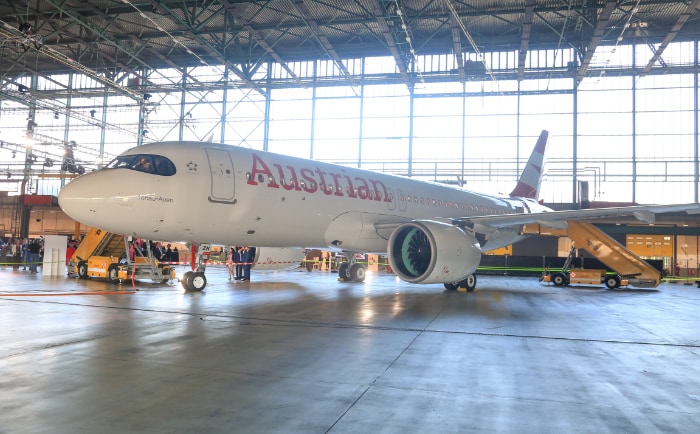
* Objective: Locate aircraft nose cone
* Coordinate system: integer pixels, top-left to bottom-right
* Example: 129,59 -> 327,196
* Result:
58,173 -> 103,224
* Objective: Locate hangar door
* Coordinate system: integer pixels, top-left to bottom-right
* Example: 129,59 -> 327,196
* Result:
205,148 -> 236,203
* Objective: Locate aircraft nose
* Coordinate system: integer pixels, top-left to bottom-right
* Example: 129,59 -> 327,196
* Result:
58,173 -> 105,224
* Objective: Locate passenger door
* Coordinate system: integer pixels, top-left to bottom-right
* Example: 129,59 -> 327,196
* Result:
205,148 -> 236,203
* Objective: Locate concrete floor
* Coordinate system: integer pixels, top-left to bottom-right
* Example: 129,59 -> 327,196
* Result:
1,265 -> 700,434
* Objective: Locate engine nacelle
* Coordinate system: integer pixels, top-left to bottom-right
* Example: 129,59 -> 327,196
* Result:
387,220 -> 482,284
251,247 -> 305,271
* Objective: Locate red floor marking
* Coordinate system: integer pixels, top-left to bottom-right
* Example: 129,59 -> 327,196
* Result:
0,291 -> 137,296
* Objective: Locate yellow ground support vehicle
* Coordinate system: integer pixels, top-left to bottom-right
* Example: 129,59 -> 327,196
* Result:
70,228 -> 175,284
526,220 -> 660,289
543,246 -> 629,289
544,268 -> 629,289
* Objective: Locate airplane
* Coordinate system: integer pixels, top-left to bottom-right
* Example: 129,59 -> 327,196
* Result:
58,130 -> 700,291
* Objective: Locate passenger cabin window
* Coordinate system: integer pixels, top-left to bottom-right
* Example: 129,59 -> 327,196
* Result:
106,154 -> 176,176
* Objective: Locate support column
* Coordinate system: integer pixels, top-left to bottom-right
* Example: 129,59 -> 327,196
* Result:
572,77 -> 579,206
460,82 -> 466,187
263,63 -> 272,152
358,59 -> 365,168
694,39 -> 699,202
221,67 -> 228,144
178,67 -> 187,141
632,44 -> 637,203
408,89 -> 414,177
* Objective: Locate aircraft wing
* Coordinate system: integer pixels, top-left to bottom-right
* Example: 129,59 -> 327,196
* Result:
452,203 -> 700,230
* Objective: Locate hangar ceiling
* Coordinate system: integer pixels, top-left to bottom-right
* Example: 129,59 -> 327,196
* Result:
1,0 -> 699,96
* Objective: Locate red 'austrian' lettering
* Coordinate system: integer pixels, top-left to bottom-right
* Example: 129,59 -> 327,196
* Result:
247,152 -> 391,203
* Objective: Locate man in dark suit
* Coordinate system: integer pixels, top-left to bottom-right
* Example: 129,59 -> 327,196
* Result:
239,246 -> 250,281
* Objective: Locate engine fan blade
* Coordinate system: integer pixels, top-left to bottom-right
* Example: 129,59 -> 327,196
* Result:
406,228 -> 431,276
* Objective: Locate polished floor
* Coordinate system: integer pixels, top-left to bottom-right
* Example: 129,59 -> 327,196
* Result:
1,264 -> 700,433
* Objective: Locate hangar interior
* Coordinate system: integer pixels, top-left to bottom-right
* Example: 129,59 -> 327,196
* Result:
2,2 -> 700,433
1,0 -> 699,275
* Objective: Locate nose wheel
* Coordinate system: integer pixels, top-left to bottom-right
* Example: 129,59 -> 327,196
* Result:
181,271 -> 207,291
180,243 -> 211,291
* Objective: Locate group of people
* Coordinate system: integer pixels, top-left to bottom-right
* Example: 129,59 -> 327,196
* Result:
227,246 -> 255,282
0,237 -> 44,273
128,240 -> 179,263
150,241 -> 180,263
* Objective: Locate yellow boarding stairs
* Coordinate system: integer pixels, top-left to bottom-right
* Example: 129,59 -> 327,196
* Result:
70,227 -> 174,284
524,220 -> 661,289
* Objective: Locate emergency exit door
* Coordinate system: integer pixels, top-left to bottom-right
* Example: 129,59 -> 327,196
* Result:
205,148 -> 236,203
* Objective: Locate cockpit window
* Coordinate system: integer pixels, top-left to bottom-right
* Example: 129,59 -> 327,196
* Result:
105,154 -> 176,176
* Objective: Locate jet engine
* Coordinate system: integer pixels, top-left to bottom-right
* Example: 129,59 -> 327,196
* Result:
387,220 -> 482,284
250,247 -> 305,271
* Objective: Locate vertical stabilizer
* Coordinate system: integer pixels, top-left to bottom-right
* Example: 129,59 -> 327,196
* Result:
509,130 -> 548,199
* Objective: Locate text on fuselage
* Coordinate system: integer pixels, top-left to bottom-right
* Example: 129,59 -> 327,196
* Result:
247,153 -> 393,202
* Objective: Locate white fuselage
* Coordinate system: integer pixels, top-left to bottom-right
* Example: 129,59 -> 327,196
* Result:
58,142 -> 551,252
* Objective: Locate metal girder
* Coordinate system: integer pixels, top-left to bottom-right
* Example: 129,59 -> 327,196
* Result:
40,1 -> 157,95
576,0 -> 618,83
290,0 -> 357,88
448,12 -> 465,81
0,19 -> 143,102
444,0 -> 499,86
639,0 -> 700,77
226,1 -> 304,87
145,0 -> 267,96
517,0 -> 537,81
79,0 -> 227,109
0,87 -> 139,140
370,0 -> 413,89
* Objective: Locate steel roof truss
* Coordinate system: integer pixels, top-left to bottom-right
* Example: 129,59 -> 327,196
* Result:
517,0 -> 536,81
576,0 -> 618,83
639,0 -> 700,77
290,0 -> 357,88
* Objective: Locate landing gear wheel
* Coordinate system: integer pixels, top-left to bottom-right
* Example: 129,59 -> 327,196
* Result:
444,282 -> 459,291
605,275 -> 621,289
552,272 -> 567,287
189,272 -> 207,291
338,263 -> 349,281
181,271 -> 193,290
349,264 -> 366,282
460,274 -> 477,291
107,264 -> 120,283
77,261 -> 88,279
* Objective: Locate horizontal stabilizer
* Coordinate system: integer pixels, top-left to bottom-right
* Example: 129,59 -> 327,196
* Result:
632,211 -> 655,224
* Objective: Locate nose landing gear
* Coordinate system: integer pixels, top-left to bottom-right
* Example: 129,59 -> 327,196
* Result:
181,243 -> 211,291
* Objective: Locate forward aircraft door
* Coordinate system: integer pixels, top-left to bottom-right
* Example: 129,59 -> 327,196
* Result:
205,148 -> 236,203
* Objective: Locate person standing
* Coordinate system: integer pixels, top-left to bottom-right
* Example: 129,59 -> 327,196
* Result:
233,246 -> 242,280
13,238 -> 22,269
245,247 -> 256,281
0,239 -> 10,268
239,246 -> 250,281
227,246 -> 234,280
66,240 -> 77,266
28,239 -> 41,273
164,244 -> 173,262
21,238 -> 30,270
233,247 -> 243,280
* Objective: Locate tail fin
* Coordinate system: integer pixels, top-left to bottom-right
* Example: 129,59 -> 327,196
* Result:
509,130 -> 548,199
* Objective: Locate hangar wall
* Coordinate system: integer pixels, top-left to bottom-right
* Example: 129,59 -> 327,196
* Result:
1,40 -> 699,273
1,42 -> 698,207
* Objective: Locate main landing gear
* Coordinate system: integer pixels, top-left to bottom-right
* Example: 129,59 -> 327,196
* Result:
337,254 -> 366,282
444,274 -> 477,292
181,243 -> 211,291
